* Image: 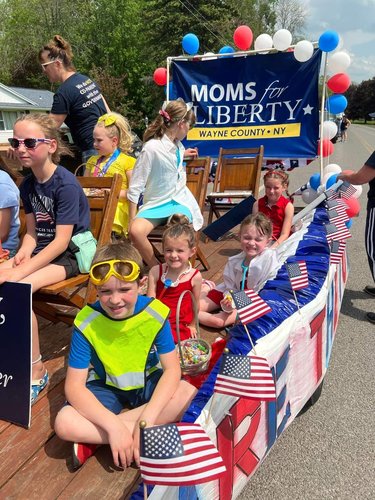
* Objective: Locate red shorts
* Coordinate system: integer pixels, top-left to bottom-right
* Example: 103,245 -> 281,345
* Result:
207,288 -> 224,305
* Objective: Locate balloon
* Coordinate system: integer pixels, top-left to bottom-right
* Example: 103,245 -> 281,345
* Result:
203,52 -> 216,60
325,94 -> 348,114
153,67 -> 167,86
317,185 -> 326,195
318,30 -> 339,52
219,45 -> 235,55
273,29 -> 292,51
345,219 -> 353,229
254,33 -> 273,52
352,185 -> 363,198
326,173 -> 339,189
302,188 -> 319,204
327,73 -> 351,94
182,33 -> 200,55
293,40 -> 314,62
309,172 -> 321,191
324,163 -> 342,176
233,25 -> 253,50
317,139 -> 334,157
344,197 -> 361,218
327,51 -> 351,74
321,120 -> 338,140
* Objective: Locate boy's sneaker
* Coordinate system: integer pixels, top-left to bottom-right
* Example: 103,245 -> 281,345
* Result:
364,286 -> 375,297
366,312 -> 375,325
72,443 -> 98,469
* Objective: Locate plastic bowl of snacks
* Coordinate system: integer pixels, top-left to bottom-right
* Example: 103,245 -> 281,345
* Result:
177,338 -> 212,375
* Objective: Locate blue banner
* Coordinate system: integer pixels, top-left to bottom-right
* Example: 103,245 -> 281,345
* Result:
172,50 -> 322,159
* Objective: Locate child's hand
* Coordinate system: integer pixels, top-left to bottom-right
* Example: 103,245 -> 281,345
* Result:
13,250 -> 29,267
220,296 -> 234,313
188,324 -> 198,338
107,420 -> 134,468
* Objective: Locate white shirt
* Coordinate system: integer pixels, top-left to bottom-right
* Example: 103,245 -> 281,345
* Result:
127,135 -> 203,230
216,247 -> 279,294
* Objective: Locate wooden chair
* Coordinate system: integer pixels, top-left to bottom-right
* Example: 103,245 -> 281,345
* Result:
148,157 -> 211,270
207,146 -> 264,225
30,174 -> 122,325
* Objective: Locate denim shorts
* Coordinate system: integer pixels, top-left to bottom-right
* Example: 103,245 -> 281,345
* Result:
85,369 -> 163,414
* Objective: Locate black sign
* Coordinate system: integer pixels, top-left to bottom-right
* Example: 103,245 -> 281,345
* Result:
0,282 -> 32,428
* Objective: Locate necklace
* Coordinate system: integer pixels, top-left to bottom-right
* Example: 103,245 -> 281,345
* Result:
161,262 -> 192,289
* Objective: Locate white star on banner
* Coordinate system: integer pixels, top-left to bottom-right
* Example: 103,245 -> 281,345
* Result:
303,104 -> 313,115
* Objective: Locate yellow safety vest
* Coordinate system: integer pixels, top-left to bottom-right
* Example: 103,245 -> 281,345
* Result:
74,299 -> 170,391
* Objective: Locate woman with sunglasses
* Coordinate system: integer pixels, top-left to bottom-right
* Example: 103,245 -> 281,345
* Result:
54,241 -> 197,469
38,35 -> 110,164
84,112 -> 135,237
0,113 -> 91,404
128,99 -> 203,266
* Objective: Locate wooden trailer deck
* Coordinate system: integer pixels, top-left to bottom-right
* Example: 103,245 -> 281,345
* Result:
0,231 -> 240,499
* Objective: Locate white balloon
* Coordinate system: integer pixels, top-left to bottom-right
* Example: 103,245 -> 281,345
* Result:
254,33 -> 273,53
317,185 -> 326,195
321,121 -> 338,140
327,51 -> 351,74
273,29 -> 292,51
323,163 -> 342,175
294,40 -> 314,62
202,52 -> 216,60
302,188 -> 319,204
352,184 -> 363,198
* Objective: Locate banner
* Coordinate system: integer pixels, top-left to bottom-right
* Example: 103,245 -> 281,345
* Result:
0,282 -> 32,428
172,50 -> 322,159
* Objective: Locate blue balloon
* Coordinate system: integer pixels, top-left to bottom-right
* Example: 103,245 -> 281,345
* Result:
318,30 -> 339,52
326,173 -> 338,189
309,172 -> 321,191
182,33 -> 200,55
219,45 -> 235,54
345,219 -> 353,229
325,94 -> 348,115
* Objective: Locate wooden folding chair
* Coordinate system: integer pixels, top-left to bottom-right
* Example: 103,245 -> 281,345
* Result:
148,157 -> 211,270
32,174 -> 122,325
207,146 -> 264,225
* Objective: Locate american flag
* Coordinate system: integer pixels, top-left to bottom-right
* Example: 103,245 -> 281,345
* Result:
327,208 -> 349,225
324,222 -> 352,242
231,289 -> 271,324
286,261 -> 309,291
338,181 -> 357,199
214,353 -> 276,401
324,188 -> 339,200
329,240 -> 346,265
325,199 -> 348,215
139,422 -> 226,486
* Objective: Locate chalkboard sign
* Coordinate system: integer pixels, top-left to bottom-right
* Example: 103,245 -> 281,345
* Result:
0,282 -> 32,428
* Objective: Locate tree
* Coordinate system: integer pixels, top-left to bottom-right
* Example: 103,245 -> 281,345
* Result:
274,0 -> 307,39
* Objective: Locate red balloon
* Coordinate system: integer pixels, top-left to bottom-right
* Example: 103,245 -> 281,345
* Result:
233,25 -> 253,50
343,196 -> 361,218
317,139 -> 334,157
153,67 -> 168,86
327,73 -> 351,94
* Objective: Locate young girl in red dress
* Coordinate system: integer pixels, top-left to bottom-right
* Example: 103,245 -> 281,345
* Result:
252,170 -> 294,248
147,214 -> 202,343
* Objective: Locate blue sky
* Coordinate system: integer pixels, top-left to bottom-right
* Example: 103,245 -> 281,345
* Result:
304,0 -> 375,83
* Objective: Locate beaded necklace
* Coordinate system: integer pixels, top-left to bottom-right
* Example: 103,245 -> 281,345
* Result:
161,262 -> 192,289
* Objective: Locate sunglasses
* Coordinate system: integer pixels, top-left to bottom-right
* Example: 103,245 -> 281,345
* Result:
41,59 -> 58,68
89,259 -> 140,286
8,138 -> 52,149
97,114 -> 117,127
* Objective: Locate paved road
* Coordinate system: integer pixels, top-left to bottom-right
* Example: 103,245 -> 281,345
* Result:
239,125 -> 375,500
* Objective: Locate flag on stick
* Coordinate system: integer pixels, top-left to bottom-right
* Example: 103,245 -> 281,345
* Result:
286,261 -> 309,291
325,199 -> 348,215
324,188 -> 339,201
214,353 -> 276,401
329,240 -> 346,265
338,181 -> 357,199
231,289 -> 271,324
140,422 -> 226,486
324,222 -> 352,242
327,208 -> 349,225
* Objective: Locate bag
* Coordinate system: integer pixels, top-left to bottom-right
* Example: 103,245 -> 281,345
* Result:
69,231 -> 97,273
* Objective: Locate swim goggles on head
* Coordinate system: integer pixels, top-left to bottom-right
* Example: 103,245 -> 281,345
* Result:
89,259 -> 140,285
97,114 -> 116,127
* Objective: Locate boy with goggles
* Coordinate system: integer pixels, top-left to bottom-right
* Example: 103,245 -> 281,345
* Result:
54,241 -> 196,470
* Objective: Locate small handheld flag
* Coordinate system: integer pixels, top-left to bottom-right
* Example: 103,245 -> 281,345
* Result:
214,353 -> 276,401
327,208 -> 349,225
231,289 -> 271,324
286,261 -> 309,291
338,181 -> 357,199
325,199 -> 348,215
324,222 -> 351,242
140,422 -> 226,486
329,240 -> 346,265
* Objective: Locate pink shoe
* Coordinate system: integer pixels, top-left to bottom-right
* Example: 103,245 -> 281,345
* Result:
72,443 -> 98,469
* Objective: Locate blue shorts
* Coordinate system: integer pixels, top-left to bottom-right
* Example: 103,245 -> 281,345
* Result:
85,369 -> 163,414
